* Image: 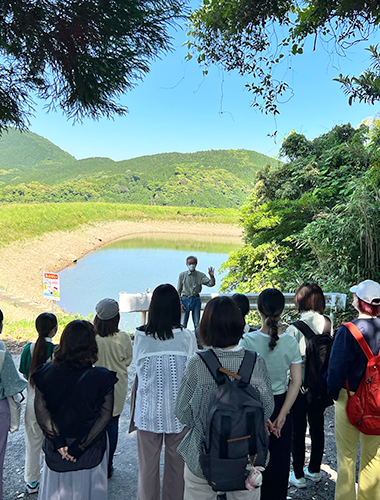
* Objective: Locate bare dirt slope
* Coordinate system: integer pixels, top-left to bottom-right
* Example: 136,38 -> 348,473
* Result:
0,220 -> 242,322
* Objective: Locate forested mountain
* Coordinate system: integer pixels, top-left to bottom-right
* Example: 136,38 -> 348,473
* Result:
0,129 -> 281,208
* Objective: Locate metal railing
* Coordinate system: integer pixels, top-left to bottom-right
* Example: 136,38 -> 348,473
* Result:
119,291 -> 347,324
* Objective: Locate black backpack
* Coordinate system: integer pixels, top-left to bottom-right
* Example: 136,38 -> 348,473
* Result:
197,349 -> 269,492
292,318 -> 333,408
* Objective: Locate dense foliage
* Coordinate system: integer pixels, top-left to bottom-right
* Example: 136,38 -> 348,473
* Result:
186,0 -> 380,114
0,0 -> 184,133
221,122 -> 380,293
0,129 -> 281,208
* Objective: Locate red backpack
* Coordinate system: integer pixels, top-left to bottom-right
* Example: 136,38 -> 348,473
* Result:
345,322 -> 380,435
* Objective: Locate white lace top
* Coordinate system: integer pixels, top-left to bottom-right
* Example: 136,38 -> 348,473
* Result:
133,327 -> 197,434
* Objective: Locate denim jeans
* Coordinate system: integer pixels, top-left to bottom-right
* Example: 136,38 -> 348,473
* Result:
181,296 -> 201,335
106,415 -> 120,472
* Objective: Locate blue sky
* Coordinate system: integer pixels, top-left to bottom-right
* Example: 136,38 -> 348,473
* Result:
28,21 -> 379,162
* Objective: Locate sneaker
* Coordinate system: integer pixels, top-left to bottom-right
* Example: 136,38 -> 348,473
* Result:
289,471 -> 306,489
26,481 -> 39,494
304,466 -> 322,482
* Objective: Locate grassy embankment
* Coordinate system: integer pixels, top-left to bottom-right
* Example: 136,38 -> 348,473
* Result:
0,202 -> 239,246
0,202 -> 240,348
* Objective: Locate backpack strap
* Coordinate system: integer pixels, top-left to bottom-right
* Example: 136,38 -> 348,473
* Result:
197,350 -> 228,386
344,322 -> 374,360
323,316 -> 332,335
197,349 -> 257,387
344,322 -> 374,397
292,320 -> 315,341
237,350 -> 257,387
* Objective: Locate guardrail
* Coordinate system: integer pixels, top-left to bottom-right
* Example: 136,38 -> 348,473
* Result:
119,291 -> 347,324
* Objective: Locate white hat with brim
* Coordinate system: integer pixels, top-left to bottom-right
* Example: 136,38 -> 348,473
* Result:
350,280 -> 380,306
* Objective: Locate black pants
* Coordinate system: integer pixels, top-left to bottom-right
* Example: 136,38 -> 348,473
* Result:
291,392 -> 325,478
261,393 -> 292,500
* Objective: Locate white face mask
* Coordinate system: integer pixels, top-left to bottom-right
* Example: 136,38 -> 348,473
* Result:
187,264 -> 196,272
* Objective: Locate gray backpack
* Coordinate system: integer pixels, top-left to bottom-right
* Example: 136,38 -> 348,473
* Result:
198,349 -> 269,492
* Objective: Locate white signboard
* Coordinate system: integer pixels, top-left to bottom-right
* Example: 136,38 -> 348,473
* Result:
43,272 -> 60,301
119,292 -> 151,312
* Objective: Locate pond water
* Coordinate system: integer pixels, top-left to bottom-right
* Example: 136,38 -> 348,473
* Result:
59,233 -> 241,332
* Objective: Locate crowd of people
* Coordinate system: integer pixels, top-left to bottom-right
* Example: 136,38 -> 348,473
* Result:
0,254 -> 380,500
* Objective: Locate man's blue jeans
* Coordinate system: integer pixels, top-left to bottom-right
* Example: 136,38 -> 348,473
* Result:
181,296 -> 201,336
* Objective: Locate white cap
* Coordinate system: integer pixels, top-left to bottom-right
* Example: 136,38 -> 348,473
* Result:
350,280 -> 380,306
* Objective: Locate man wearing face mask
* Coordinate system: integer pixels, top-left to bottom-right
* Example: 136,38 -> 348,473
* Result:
177,256 -> 215,341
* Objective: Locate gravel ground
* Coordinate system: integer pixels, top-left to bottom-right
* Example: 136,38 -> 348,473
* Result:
3,357 -> 338,500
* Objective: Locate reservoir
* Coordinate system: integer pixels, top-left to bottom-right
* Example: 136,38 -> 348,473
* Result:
59,232 -> 241,332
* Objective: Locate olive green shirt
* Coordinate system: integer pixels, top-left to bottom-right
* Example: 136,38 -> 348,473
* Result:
177,270 -> 215,297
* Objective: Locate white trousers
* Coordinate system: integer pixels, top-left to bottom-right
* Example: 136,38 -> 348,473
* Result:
184,465 -> 260,500
24,385 -> 43,483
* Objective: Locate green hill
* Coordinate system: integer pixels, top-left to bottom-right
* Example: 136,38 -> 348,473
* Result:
0,129 -> 281,208
0,128 -> 75,170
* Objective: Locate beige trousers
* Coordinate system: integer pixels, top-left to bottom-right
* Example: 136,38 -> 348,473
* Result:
184,465 -> 260,500
24,385 -> 43,483
334,389 -> 380,500
137,428 -> 187,500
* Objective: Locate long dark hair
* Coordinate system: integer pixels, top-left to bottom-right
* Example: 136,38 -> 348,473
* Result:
257,288 -> 285,350
142,284 -> 182,340
29,313 -> 57,387
53,320 -> 98,368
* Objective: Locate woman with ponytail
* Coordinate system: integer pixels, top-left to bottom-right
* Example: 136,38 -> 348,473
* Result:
19,313 -> 58,495
239,288 -> 302,500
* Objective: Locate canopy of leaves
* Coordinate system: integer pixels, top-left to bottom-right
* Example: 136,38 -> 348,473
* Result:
335,45 -> 380,105
221,122 -> 380,293
187,0 -> 380,114
0,0 -> 184,133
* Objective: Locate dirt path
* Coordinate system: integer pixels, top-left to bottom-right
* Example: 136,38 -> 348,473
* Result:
4,355 -> 338,500
0,220 -> 242,323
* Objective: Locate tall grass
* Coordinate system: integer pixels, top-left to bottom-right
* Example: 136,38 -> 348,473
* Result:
0,202 -> 239,247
